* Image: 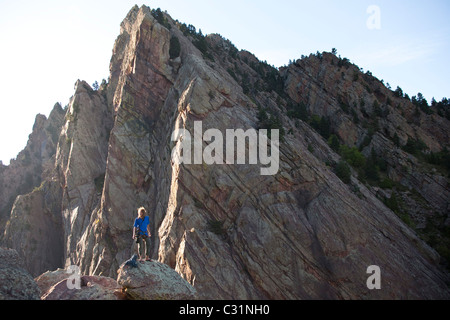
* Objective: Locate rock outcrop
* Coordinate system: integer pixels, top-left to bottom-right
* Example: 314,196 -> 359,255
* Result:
117,260 -> 197,300
35,268 -> 74,294
40,274 -> 123,300
34,260 -> 195,300
3,181 -> 64,277
55,79 -> 113,270
283,52 -> 450,212
1,5 -> 449,300
0,248 -> 41,300
282,52 -> 450,268
0,104 -> 65,231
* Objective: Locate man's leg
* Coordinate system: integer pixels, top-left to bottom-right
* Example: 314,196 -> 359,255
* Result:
137,237 -> 144,260
144,236 -> 152,260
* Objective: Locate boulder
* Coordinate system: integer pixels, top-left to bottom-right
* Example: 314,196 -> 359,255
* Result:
36,267 -> 125,300
117,260 -> 197,300
0,248 -> 41,300
35,268 -> 77,295
41,275 -> 124,300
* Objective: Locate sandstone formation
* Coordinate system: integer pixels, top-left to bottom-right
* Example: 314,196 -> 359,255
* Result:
117,260 -> 198,300
1,5 -> 449,300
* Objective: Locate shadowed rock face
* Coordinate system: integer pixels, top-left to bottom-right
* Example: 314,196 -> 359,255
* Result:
1,5 -> 449,299
3,182 -> 63,277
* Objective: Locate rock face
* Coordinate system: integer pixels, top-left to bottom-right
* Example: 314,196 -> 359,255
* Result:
0,248 -> 41,300
3,181 -> 64,277
282,52 -> 450,269
117,260 -> 198,300
0,104 -> 65,231
55,79 -> 113,270
1,5 -> 449,300
283,52 -> 450,213
0,104 -> 65,277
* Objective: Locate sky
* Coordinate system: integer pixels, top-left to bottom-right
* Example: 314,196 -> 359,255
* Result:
0,0 -> 449,165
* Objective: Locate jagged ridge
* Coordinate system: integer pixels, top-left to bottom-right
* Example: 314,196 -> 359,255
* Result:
1,5 -> 449,299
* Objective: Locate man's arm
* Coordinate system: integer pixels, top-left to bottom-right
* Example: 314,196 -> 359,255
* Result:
147,225 -> 151,237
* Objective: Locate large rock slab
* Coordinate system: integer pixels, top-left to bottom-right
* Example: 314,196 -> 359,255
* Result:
117,260 -> 197,300
35,268 -> 71,294
41,275 -> 123,300
36,267 -> 124,300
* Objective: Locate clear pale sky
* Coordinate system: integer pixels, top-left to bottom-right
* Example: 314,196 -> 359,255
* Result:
0,0 -> 449,164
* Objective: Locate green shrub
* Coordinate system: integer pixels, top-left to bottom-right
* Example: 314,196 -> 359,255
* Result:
424,148 -> 450,170
94,173 -> 106,193
339,145 -> 366,168
383,193 -> 414,228
309,115 -> 331,139
257,107 -> 285,139
402,138 -> 427,155
392,133 -> 400,147
335,161 -> 351,184
207,219 -> 226,236
384,193 -> 399,213
151,8 -> 171,29
394,86 -> 403,97
360,149 -> 385,183
287,102 -> 308,121
373,100 -> 382,117
358,135 -> 372,151
193,36 -> 208,55
362,160 -> 380,182
379,178 -> 395,189
328,134 -> 340,152
169,36 -> 181,59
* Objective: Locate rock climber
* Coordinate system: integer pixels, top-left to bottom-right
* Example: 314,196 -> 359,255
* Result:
132,207 -> 152,262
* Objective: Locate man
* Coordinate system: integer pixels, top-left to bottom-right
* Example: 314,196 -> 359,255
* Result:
133,207 -> 152,261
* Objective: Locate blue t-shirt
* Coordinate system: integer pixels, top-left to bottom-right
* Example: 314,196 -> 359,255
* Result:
134,216 -> 150,236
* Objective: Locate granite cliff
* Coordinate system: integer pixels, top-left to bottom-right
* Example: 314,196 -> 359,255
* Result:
1,5 -> 449,299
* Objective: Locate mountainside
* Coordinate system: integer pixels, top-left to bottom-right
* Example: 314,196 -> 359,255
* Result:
1,5 -> 449,299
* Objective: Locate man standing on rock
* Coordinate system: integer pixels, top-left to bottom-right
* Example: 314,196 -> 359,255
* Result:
132,207 -> 152,262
